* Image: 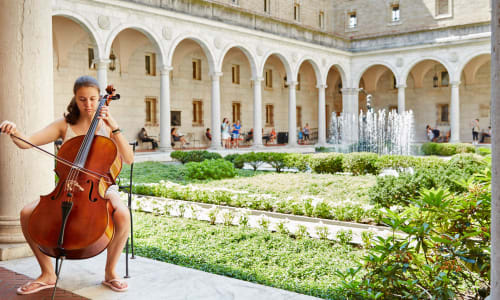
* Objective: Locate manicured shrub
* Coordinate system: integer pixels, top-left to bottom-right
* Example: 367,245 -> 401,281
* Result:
185,159 -> 236,180
477,147 -> 491,156
262,152 -> 287,173
170,150 -> 188,163
308,153 -> 343,174
171,150 -> 222,164
241,152 -> 265,171
375,155 -> 419,171
284,153 -> 311,172
224,153 -> 245,169
421,142 -> 475,156
342,152 -> 380,175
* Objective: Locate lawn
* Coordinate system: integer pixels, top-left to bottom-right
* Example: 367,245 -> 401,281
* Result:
133,211 -> 365,299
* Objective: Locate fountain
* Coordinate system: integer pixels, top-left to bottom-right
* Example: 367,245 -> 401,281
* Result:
327,95 -> 415,155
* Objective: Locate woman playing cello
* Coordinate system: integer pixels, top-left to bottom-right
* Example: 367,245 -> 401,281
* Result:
0,76 -> 133,294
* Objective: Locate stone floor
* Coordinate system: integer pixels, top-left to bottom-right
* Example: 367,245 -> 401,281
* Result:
0,254 -> 321,300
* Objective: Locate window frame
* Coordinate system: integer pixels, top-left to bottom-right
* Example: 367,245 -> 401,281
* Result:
294,3 -> 300,22
391,5 -> 400,22
232,102 -> 241,124
192,59 -> 202,81
145,53 -> 156,76
232,64 -> 240,84
296,106 -> 302,128
265,104 -> 274,126
192,99 -> 203,126
348,12 -> 357,29
319,11 -> 325,29
145,97 -> 158,126
88,47 -> 96,70
265,69 -> 273,89
436,103 -> 450,125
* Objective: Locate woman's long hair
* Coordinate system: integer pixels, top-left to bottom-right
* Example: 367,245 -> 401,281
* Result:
64,76 -> 100,125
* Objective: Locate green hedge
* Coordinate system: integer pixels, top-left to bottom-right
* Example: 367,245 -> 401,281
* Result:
342,152 -> 380,175
308,153 -> 344,174
171,150 -> 222,164
421,142 -> 475,156
369,153 -> 487,207
185,159 -> 236,180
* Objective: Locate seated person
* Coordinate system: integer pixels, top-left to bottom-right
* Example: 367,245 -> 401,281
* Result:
426,125 -> 440,142
171,127 -> 189,148
269,128 -> 276,144
205,128 -> 212,141
480,126 -> 492,143
139,127 -> 158,149
262,128 -> 270,144
245,128 -> 253,143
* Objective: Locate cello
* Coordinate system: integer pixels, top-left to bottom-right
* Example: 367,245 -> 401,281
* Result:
27,90 -> 121,259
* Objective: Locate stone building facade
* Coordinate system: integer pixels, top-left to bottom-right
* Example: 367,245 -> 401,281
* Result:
48,0 -> 492,149
0,0 -> 493,261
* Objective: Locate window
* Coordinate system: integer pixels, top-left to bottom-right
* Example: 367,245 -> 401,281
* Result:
232,64 -> 240,84
437,104 -> 449,124
388,105 -> 398,112
145,97 -> 157,125
171,111 -> 181,126
265,104 -> 274,126
145,53 -> 156,76
264,0 -> 270,13
319,11 -> 325,29
437,0 -> 449,15
391,5 -> 400,22
88,48 -> 95,69
296,106 -> 302,127
283,76 -> 289,88
192,100 -> 203,126
348,12 -> 357,28
232,102 -> 241,123
294,3 -> 300,22
440,71 -> 449,87
296,74 -> 301,91
192,59 -> 201,80
265,69 -> 273,88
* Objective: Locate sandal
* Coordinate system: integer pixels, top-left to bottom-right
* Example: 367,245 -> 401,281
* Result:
102,278 -> 128,292
16,281 -> 55,295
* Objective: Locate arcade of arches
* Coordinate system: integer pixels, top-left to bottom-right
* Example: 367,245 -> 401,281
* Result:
52,15 -> 491,149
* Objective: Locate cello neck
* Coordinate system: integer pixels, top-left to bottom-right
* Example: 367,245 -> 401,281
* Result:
73,95 -> 108,168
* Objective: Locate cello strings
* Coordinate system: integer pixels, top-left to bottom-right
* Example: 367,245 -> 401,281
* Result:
9,134 -> 111,183
66,97 -> 108,195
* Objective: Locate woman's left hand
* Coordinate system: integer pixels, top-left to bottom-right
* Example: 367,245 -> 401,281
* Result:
99,106 -> 119,131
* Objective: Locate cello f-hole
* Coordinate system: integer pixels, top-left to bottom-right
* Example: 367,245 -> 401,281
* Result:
86,180 -> 98,202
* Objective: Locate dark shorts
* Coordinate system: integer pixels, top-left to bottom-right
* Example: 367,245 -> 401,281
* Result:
173,136 -> 181,141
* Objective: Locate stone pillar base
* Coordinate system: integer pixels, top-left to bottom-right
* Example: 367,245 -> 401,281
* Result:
0,243 -> 32,261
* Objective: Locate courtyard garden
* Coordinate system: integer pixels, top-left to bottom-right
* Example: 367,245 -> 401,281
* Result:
121,146 -> 491,299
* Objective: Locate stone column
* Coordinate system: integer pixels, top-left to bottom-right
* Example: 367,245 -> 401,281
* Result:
287,81 -> 298,146
491,1 -> 500,297
159,66 -> 173,151
0,0 -> 53,260
210,72 -> 223,149
94,58 -> 110,92
450,81 -> 460,143
397,84 -> 406,114
252,77 -> 264,148
317,84 -> 327,146
341,88 -> 360,143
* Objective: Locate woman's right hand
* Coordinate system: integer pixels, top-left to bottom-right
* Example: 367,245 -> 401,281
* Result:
0,120 -> 17,135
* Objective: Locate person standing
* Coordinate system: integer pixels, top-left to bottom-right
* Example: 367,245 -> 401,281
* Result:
471,119 -> 480,145
232,120 -> 242,148
221,118 -> 230,148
